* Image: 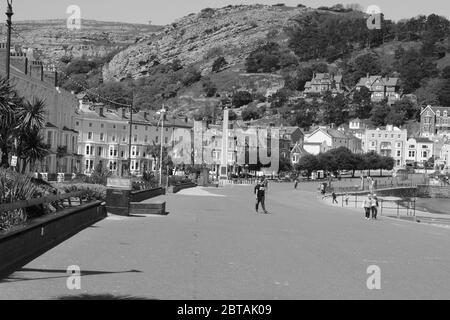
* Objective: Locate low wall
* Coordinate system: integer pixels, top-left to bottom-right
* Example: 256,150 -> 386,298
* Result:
0,201 -> 106,279
333,187 -> 417,199
169,182 -> 197,194
416,185 -> 450,198
130,187 -> 166,203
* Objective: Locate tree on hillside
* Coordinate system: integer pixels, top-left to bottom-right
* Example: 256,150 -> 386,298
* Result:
296,154 -> 319,179
394,47 -> 439,93
242,107 -> 260,121
341,52 -> 382,86
370,102 -> 390,127
352,86 -> 372,119
245,42 -> 283,73
212,57 -> 227,73
232,91 -> 253,108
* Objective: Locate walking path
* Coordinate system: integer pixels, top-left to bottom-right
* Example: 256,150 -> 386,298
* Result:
1,183 -> 449,299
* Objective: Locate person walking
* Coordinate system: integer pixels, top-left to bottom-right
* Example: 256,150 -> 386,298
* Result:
362,196 -> 372,220
254,178 -> 269,214
371,194 -> 379,219
332,191 -> 338,204
294,177 -> 299,189
344,193 -> 349,206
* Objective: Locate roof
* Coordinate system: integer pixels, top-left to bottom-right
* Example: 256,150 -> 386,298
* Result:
413,137 -> 434,143
280,126 -> 302,135
309,73 -> 343,84
46,122 -> 58,128
356,75 -> 399,88
421,105 -> 450,115
77,105 -> 193,128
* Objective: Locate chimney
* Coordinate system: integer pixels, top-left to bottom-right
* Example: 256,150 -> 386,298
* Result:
99,106 -> 104,117
143,111 -> 148,121
122,108 -> 126,119
366,73 -> 370,79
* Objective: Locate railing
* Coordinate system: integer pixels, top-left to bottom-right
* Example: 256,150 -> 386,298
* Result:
337,194 -> 416,219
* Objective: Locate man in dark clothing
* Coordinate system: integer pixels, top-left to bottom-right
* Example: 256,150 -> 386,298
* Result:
332,192 -> 338,204
254,178 -> 269,214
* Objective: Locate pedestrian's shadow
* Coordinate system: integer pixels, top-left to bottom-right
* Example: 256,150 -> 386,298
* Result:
1,268 -> 142,283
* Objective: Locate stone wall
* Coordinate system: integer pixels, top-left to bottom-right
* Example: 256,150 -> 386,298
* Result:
417,185 -> 450,198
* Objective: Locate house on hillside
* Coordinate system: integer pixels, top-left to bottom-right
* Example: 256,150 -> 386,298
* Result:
362,125 -> 407,167
355,75 -> 400,105
304,127 -> 362,155
405,137 -> 434,166
439,144 -> 450,172
338,118 -> 374,140
304,73 -> 343,95
279,126 -> 304,148
420,105 -> 450,137
290,142 -> 309,165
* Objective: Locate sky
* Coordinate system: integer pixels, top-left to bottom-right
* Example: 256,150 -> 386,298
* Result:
8,0 -> 450,25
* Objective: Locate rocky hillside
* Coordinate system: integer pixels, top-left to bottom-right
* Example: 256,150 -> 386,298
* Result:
102,4 -> 317,81
7,19 -> 162,66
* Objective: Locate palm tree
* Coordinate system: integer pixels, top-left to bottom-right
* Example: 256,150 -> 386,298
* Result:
15,98 -> 48,172
19,129 -> 50,173
16,98 -> 47,133
0,77 -> 19,168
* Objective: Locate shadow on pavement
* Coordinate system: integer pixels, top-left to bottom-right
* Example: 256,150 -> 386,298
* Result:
56,294 -> 155,300
1,268 -> 142,283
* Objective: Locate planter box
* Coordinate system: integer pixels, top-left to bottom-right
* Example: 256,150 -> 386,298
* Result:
0,201 -> 106,279
169,182 -> 198,194
129,201 -> 167,216
130,187 -> 166,203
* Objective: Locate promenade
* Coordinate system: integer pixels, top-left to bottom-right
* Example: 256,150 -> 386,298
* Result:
1,183 -> 450,299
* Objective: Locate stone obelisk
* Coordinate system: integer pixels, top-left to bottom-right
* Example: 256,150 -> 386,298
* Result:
219,107 -> 229,180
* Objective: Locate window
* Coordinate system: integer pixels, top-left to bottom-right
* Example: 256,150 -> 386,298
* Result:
124,126 -> 127,130
397,150 -> 401,157
396,143 -> 402,148
86,145 -> 91,155
444,111 -> 448,117
100,133 -> 104,141
409,151 -> 415,157
123,136 -> 126,142
422,151 -> 428,158
113,125 -> 116,129
145,135 -> 148,143
112,136 -> 116,142
75,121 -> 79,126
121,150 -> 125,158
156,136 -> 159,143
135,125 -> 138,130
98,147 -> 103,157
89,123 -> 92,127
165,137 -> 168,144
88,132 -> 93,140
134,135 -> 138,142
101,124 -> 104,128
437,111 -> 441,117
145,126 -> 148,131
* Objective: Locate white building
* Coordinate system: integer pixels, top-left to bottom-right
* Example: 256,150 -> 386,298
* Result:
362,125 -> 408,167
439,144 -> 450,172
405,138 -> 434,166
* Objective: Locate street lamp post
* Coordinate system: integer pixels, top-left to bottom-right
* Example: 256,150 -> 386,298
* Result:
5,0 -> 13,80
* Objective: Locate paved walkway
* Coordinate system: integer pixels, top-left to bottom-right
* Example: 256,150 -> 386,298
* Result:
1,184 -> 450,299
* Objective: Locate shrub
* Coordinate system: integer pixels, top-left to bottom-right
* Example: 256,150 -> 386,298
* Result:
52,183 -> 107,201
212,57 -> 227,72
232,91 -> 253,108
0,169 -> 51,231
